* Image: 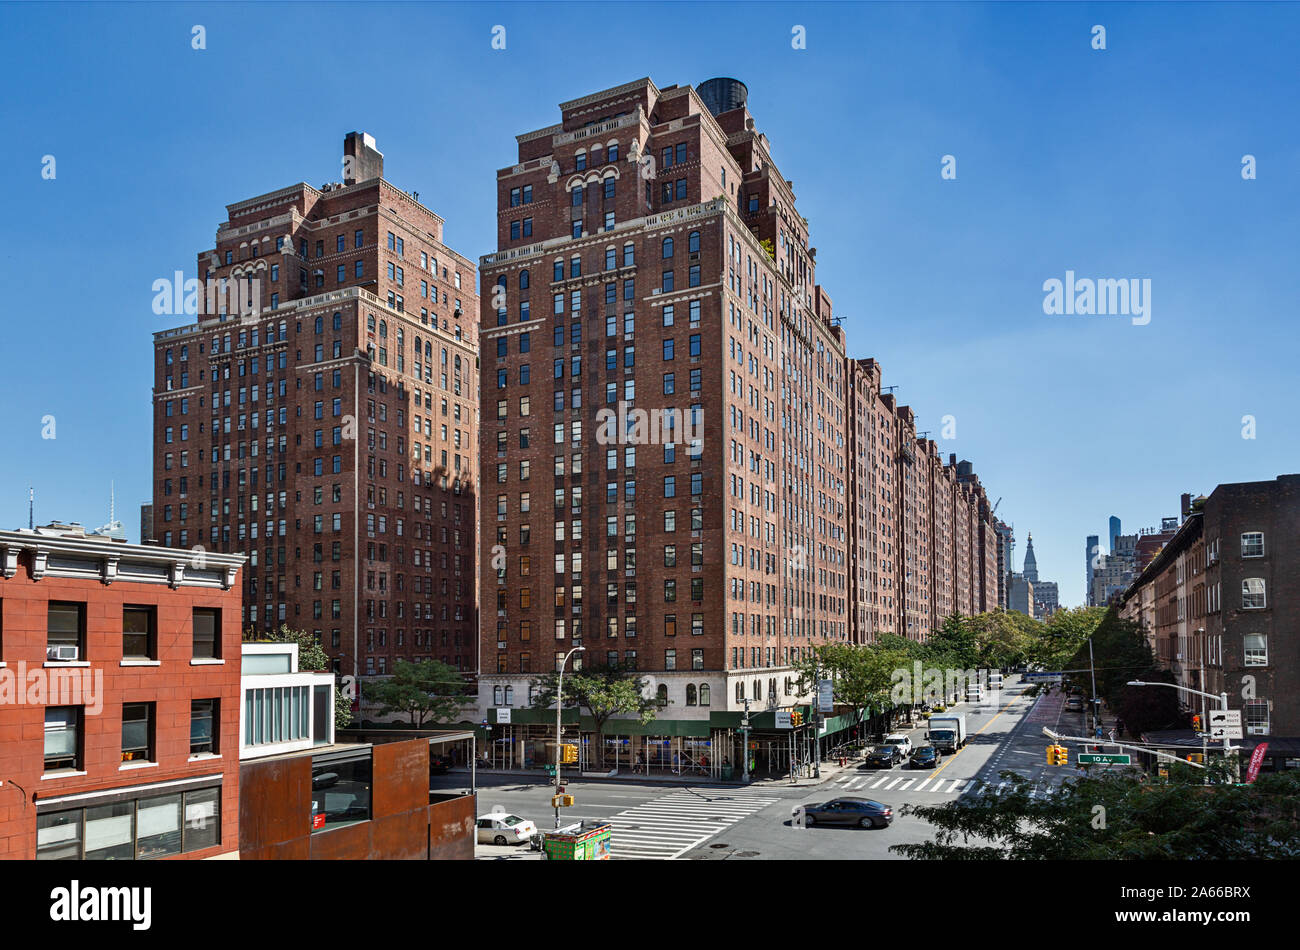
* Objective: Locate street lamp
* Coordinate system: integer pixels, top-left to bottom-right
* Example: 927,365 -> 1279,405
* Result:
1126,680 -> 1235,781
554,645 -> 585,829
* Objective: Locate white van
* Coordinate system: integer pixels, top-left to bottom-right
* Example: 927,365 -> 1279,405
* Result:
965,683 -> 983,703
988,672 -> 1004,691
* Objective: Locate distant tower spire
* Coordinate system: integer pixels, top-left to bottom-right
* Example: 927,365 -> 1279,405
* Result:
1023,533 -> 1039,583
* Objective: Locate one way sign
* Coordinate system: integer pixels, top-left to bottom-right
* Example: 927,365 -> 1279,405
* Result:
1208,710 -> 1243,740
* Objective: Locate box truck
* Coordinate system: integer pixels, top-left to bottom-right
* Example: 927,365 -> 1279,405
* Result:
927,714 -> 967,754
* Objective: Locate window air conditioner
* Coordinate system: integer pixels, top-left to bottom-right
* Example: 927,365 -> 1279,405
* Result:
47,645 -> 80,661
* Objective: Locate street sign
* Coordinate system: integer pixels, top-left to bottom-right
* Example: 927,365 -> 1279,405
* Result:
1024,672 -> 1063,682
497,707 -> 511,724
817,679 -> 834,713
774,710 -> 792,729
1077,753 -> 1131,765
1208,710 -> 1242,739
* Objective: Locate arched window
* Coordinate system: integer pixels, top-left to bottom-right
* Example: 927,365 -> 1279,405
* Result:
314,315 -> 323,334
662,236 -> 674,259
685,684 -> 697,706
656,684 -> 668,705
504,685 -> 514,705
332,312 -> 342,331
367,314 -> 376,332
699,684 -> 710,706
493,685 -> 503,705
688,230 -> 700,254
425,342 -> 432,358
496,274 -> 507,288
379,320 -> 387,339
454,355 -> 462,372
753,679 -> 762,700
520,269 -> 530,289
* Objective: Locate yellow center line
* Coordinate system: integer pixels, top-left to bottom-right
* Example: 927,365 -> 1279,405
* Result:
927,693 -> 1028,781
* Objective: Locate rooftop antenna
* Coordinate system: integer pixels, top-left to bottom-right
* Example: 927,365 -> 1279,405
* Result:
29,486 -> 34,530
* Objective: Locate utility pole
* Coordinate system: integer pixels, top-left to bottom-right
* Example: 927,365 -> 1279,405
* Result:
1088,637 -> 1099,738
554,645 -> 585,829
741,697 -> 751,783
1127,680 -> 1237,784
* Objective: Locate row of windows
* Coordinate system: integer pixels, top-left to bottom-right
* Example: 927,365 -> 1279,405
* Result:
38,602 -> 221,663
44,698 -> 219,775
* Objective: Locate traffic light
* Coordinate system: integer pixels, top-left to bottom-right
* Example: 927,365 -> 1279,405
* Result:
791,710 -> 803,727
561,743 -> 578,764
551,794 -> 575,808
1186,753 -> 1204,764
1046,745 -> 1056,765
1047,744 -> 1069,766
1192,714 -> 1202,731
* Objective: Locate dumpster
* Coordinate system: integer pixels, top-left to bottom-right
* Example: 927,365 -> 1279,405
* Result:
542,820 -> 612,860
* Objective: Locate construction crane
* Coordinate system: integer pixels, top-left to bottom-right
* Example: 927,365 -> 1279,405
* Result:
991,496 -> 1002,517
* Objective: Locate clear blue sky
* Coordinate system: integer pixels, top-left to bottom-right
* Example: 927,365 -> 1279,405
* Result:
1,2 -> 1296,606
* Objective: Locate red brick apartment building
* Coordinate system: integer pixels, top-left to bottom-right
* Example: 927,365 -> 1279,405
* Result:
0,524 -> 245,859
151,133 -> 480,680
1120,474 -> 1300,746
475,77 -> 1001,774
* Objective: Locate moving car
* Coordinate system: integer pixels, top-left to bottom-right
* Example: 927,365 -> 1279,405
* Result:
476,814 -> 538,846
1066,697 -> 1083,711
882,734 -> 912,759
865,745 -> 904,769
430,753 -> 454,775
796,797 -> 893,829
910,745 -> 941,768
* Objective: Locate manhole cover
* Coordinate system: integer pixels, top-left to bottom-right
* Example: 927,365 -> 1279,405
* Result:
709,843 -> 729,849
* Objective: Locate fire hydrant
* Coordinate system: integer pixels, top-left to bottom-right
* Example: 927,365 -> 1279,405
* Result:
839,754 -> 847,768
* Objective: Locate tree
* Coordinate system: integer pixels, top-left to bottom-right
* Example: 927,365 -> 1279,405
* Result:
793,643 -> 903,731
364,659 -> 469,727
891,763 -> 1300,859
1032,606 -> 1105,671
927,614 -> 980,670
529,663 -> 659,769
968,611 -> 1037,670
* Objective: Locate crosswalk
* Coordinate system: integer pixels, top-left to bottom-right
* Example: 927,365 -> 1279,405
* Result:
830,771 -> 975,795
829,771 -> 1072,799
605,790 -> 780,860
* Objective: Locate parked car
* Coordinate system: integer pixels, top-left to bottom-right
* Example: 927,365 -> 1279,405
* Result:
476,814 -> 537,846
1066,697 -> 1083,712
882,734 -> 913,759
910,745 -> 941,768
430,753 -> 454,775
796,797 -> 893,829
865,746 -> 904,769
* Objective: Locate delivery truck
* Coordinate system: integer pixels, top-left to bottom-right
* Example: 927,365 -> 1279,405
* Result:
927,714 -> 967,754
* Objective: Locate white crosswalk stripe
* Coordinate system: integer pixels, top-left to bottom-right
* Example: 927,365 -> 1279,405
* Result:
605,791 -> 780,860
827,771 -> 978,795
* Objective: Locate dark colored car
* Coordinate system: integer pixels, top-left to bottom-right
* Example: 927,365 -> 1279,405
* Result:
430,753 -> 453,775
865,746 -> 903,769
796,797 -> 893,829
910,745 -> 941,768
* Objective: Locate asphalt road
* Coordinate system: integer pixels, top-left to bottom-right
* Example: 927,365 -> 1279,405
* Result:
448,677 -> 1082,860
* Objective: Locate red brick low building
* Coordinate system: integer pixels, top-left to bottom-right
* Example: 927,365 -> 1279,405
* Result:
0,524 -> 244,859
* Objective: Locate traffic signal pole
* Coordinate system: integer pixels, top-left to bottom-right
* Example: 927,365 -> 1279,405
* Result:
741,697 -> 751,783
1042,727 -> 1208,770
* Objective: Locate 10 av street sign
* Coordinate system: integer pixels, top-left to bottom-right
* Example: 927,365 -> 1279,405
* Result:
1078,753 -> 1131,765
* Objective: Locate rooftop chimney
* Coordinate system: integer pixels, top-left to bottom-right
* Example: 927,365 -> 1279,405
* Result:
343,132 -> 384,186
1180,493 -> 1192,520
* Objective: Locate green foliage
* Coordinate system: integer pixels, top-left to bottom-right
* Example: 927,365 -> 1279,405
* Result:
792,643 -> 903,721
363,658 -> 469,727
247,624 -> 330,672
245,624 -> 350,732
927,614 -> 980,670
529,663 -> 659,767
1033,606 -> 1105,670
759,237 -> 775,260
892,764 -> 1300,859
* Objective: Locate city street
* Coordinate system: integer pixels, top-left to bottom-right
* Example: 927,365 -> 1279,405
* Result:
451,677 -> 1105,860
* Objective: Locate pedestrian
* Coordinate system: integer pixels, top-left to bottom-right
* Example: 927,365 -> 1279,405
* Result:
671,751 -> 680,775
633,751 -> 644,774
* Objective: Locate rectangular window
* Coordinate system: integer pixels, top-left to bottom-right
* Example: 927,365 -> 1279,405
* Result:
121,702 -> 155,762
122,605 -> 156,659
193,607 -> 220,658
310,753 -> 372,832
191,699 -> 218,754
1241,532 -> 1264,558
47,602 -> 85,662
44,706 -> 81,772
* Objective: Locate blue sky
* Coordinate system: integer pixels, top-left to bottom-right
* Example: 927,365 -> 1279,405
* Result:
1,2 -> 1296,606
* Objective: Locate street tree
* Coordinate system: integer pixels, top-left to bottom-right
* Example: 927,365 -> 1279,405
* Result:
364,658 -> 469,727
529,663 -> 659,768
892,763 -> 1300,859
793,643 -> 903,731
